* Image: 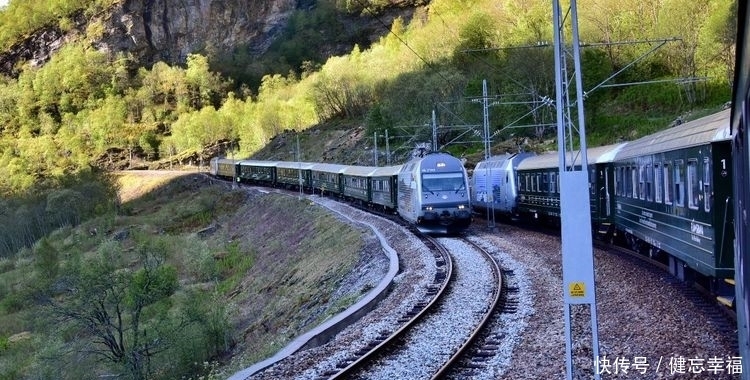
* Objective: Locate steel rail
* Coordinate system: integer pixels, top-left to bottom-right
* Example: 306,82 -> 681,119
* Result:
430,237 -> 504,379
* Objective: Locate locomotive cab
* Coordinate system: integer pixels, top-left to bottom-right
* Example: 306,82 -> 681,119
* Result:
397,152 -> 472,233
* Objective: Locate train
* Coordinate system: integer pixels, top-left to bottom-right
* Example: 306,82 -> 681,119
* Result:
209,151 -> 472,234
731,0 -> 749,376
471,109 -> 736,304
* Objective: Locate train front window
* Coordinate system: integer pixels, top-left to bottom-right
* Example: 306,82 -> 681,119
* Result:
422,172 -> 466,192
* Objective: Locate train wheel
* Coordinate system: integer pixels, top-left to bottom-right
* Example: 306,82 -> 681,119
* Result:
647,246 -> 661,259
626,233 -> 640,253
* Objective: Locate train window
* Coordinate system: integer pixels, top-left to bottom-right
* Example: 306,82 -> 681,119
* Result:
422,172 -> 465,192
703,158 -> 711,212
654,163 -> 662,203
536,173 -> 541,192
645,164 -> 653,202
551,172 -> 557,194
531,174 -> 536,192
615,167 -> 622,196
687,159 -> 699,210
542,173 -> 549,193
638,165 -> 646,200
664,162 -> 674,205
624,167 -> 631,198
674,160 -> 684,207
631,166 -> 638,199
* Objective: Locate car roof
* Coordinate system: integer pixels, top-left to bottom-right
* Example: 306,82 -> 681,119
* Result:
614,109 -> 730,160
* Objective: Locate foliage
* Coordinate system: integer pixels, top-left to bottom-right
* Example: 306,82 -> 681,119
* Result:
37,235 -> 231,380
0,0 -> 118,51
0,0 -> 738,193
0,171 -> 117,258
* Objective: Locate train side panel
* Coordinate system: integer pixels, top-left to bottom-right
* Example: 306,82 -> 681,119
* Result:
213,158 -> 240,180
276,162 -> 314,189
238,160 -> 277,185
342,166 -> 377,203
473,153 -> 535,217
516,152 -> 563,222
370,165 -> 402,210
613,110 -> 733,279
310,163 -> 347,196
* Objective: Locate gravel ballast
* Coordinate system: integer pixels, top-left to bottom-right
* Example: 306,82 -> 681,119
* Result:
233,194 -> 740,380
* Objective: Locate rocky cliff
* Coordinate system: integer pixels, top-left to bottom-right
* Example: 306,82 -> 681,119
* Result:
97,0 -> 300,64
0,0 -> 419,77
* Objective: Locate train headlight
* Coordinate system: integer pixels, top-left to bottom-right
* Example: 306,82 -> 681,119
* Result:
458,204 -> 465,210
425,206 -> 433,211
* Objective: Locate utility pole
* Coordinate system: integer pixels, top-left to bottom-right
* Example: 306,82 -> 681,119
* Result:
385,129 -> 391,165
481,79 -> 496,231
297,134 -> 302,200
374,131 -> 378,166
432,109 -> 438,152
552,0 -> 600,379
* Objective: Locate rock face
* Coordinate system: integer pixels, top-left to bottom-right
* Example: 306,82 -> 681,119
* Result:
0,0 -> 422,77
0,0 -> 301,75
98,0 -> 298,64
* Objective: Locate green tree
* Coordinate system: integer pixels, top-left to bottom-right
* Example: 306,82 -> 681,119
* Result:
48,242 -> 178,380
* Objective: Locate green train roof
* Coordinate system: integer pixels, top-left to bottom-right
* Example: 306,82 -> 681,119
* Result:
614,109 -> 731,160
517,143 -> 626,170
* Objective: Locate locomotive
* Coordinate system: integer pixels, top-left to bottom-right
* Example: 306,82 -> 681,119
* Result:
210,152 -> 472,234
471,109 -> 736,304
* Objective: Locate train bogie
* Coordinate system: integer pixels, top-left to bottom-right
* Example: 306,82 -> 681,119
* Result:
397,152 -> 472,232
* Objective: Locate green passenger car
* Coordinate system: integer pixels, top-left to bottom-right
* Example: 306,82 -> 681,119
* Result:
613,110 -> 734,280
276,161 -> 314,189
370,165 -> 403,210
515,144 -> 624,231
310,163 -> 347,196
238,160 -> 277,184
342,166 -> 378,202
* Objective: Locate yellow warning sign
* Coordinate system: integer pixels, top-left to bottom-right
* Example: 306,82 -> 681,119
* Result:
569,282 -> 585,297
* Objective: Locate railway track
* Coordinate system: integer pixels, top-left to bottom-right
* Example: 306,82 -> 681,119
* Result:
502,214 -> 737,328
326,236 -> 505,380
601,241 -> 739,343
320,234 -> 453,379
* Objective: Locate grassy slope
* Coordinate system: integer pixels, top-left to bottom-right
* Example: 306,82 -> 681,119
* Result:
0,171 -> 372,378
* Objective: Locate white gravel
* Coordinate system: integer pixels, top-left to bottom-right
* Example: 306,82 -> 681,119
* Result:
469,223 -> 740,380
355,237 -> 498,379
231,194 -> 740,380
242,195 -> 437,380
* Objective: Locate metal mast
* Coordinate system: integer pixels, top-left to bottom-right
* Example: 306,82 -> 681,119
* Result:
552,0 -> 600,379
